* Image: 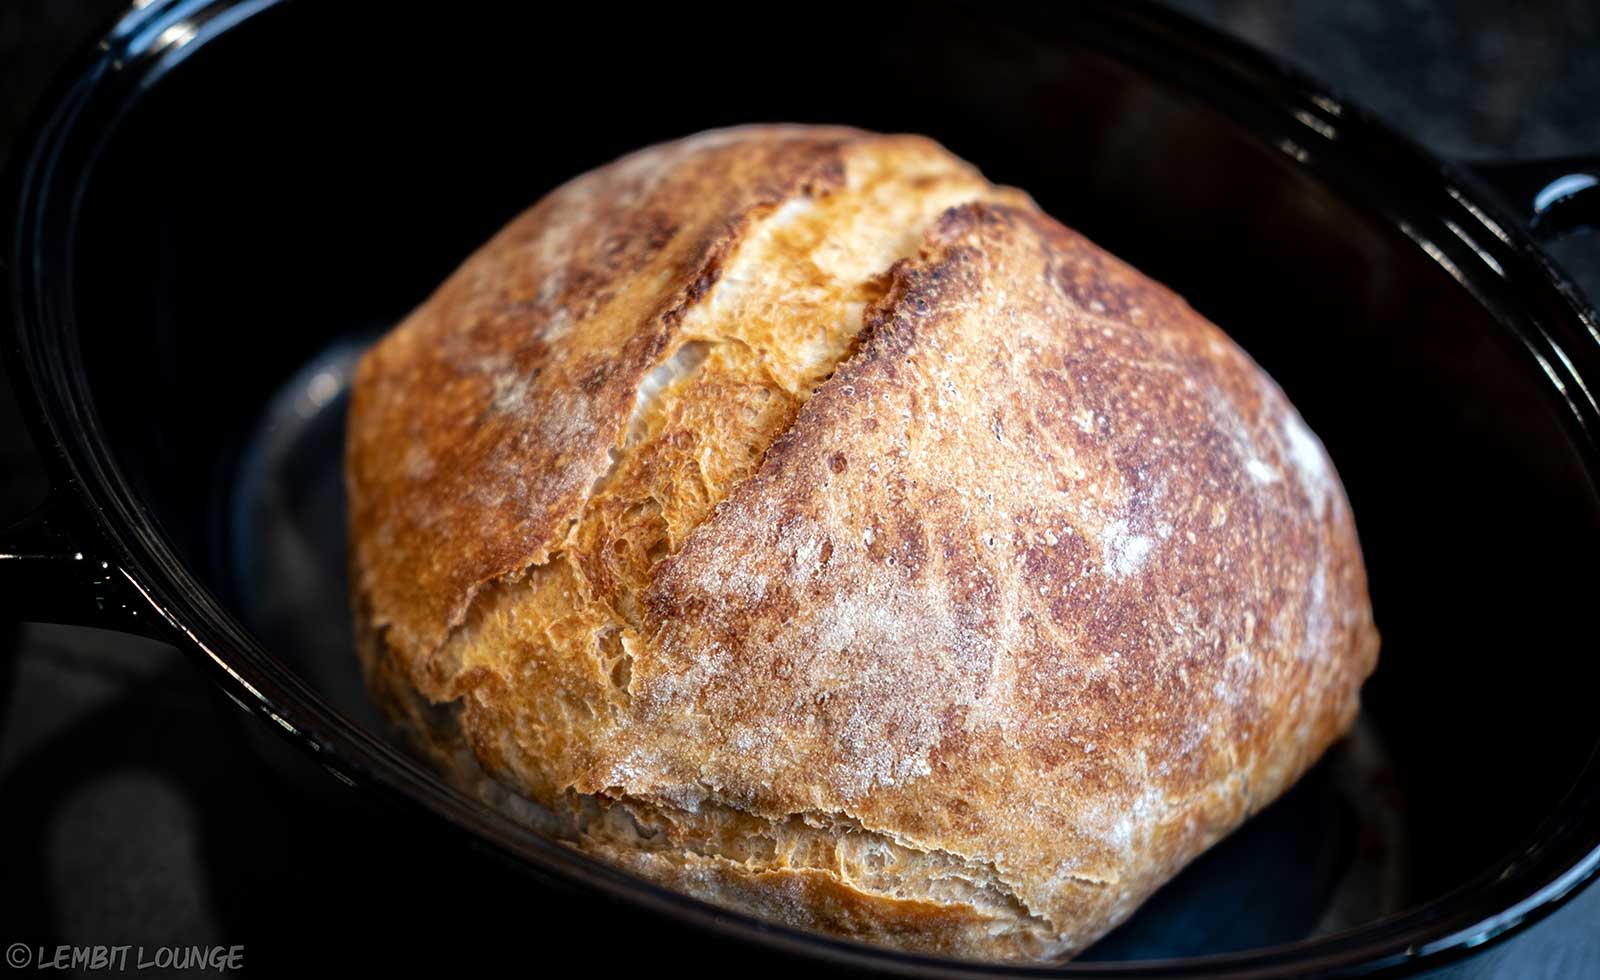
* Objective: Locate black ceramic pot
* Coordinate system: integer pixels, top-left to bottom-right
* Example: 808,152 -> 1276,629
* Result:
4,1 -> 1599,976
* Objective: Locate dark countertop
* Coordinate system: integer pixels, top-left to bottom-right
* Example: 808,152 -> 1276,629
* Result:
2,2 -> 1597,977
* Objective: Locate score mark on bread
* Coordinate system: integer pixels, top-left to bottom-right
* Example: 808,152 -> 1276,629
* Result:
346,125 -> 1378,961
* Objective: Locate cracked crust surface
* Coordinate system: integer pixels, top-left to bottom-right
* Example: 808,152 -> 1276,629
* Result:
346,126 -> 1379,962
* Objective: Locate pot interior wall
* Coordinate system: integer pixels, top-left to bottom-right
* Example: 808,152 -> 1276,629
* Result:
63,0 -> 1600,961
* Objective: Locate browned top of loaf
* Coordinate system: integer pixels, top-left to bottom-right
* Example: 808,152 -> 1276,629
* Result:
347,125 -> 1378,959
348,126 -> 870,659
629,199 -> 1375,919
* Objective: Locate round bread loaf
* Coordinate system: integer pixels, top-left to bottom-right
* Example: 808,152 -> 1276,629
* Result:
346,125 -> 1379,961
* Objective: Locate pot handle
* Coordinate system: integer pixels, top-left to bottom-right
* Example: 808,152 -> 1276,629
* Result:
0,500 -> 134,630
1464,156 -> 1600,241
0,383 -> 162,636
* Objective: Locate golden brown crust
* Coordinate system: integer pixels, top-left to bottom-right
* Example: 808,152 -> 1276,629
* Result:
347,126 -> 1379,962
347,125 -> 867,662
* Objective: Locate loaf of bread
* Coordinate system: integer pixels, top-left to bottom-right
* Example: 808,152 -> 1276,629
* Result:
346,125 -> 1379,961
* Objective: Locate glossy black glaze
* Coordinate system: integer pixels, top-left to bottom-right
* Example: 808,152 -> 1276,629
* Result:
1468,158 -> 1600,242
4,1 -> 1600,975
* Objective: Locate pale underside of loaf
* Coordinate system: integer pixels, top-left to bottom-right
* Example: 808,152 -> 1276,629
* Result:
346,126 -> 1379,962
